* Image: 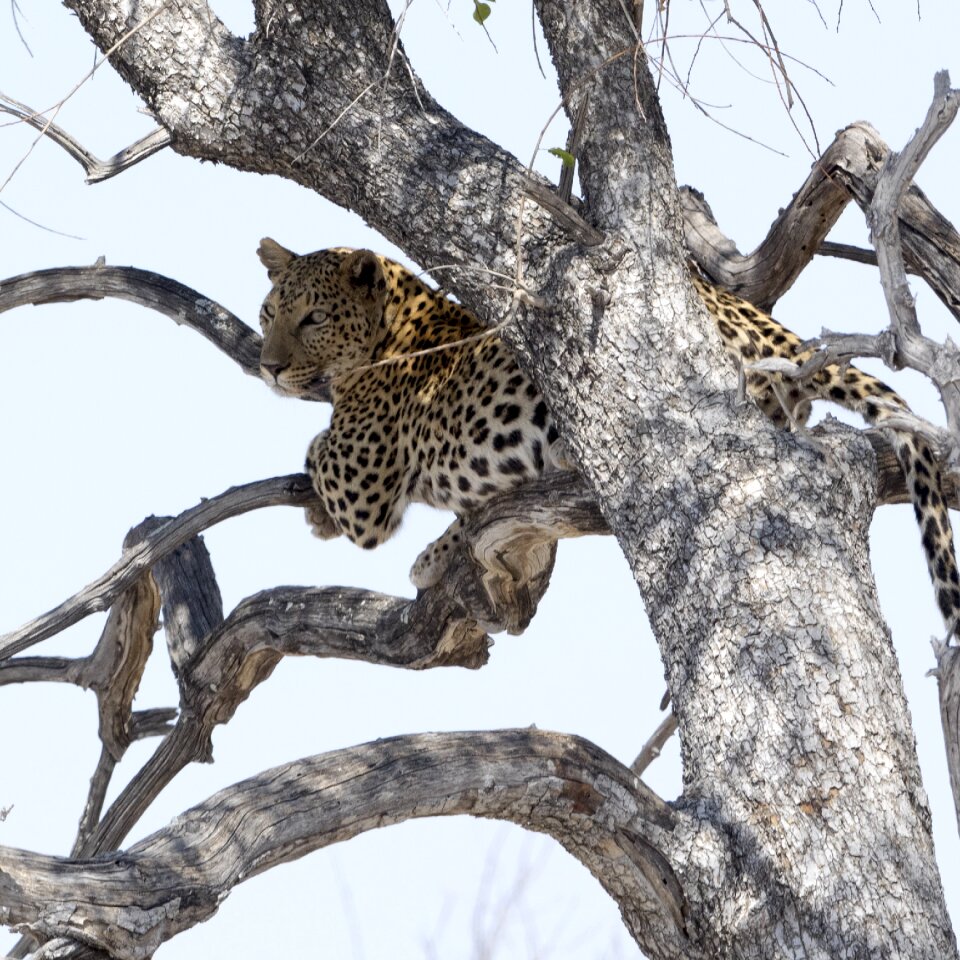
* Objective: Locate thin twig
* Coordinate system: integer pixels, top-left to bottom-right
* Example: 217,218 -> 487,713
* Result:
10,0 -> 32,56
630,712 -> 679,776
0,92 -> 170,182
0,2 -> 171,196
0,198 -> 84,239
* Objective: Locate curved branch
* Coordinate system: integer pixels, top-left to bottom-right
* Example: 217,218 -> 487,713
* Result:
682,121 -> 960,318
80,576 -> 501,855
0,264 -> 263,381
0,731 -> 686,960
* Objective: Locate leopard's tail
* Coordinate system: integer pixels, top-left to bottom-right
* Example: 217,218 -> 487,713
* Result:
812,363 -> 960,637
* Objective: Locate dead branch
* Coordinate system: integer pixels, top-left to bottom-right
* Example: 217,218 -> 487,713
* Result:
631,711 -> 679,776
863,70 -> 960,835
0,263 -> 263,382
870,72 -> 960,338
0,92 -> 169,182
0,730 -> 682,960
681,121 -> 960,318
869,72 -> 960,445
0,475 -> 314,660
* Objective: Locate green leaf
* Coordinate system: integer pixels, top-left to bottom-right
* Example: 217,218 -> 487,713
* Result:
548,148 -> 576,169
473,2 -> 492,24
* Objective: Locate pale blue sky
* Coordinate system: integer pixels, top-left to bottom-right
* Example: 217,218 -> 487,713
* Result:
1,2 -> 958,957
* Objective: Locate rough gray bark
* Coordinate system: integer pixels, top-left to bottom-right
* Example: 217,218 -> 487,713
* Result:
3,0 -> 960,957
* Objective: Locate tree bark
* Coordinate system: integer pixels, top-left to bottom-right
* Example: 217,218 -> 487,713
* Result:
4,0 -> 957,956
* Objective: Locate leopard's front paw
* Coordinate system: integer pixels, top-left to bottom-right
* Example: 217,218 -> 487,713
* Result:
409,520 -> 464,589
305,502 -> 340,540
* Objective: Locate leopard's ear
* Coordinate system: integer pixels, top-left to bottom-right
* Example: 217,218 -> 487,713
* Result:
342,249 -> 386,299
258,237 -> 297,280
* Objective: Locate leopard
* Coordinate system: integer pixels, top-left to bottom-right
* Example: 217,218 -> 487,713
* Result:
257,237 -> 960,636
257,238 -> 567,589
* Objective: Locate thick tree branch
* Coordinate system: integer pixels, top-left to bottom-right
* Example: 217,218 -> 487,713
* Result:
5,441 -> 939,666
60,0 -> 577,317
0,264 -> 263,382
0,731 -> 684,960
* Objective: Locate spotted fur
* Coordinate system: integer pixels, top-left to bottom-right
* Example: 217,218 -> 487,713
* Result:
257,238 -> 565,587
690,268 -> 960,635
258,238 -> 959,632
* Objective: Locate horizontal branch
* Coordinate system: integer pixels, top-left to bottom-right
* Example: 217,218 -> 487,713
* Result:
0,264 -> 263,382
0,730 -> 684,960
2,428 -> 948,669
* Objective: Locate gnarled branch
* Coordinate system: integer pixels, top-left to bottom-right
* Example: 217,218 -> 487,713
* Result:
682,121 -> 960,319
0,730 -> 683,960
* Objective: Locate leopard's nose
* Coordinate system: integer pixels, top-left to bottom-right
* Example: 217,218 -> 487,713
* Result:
260,361 -> 289,381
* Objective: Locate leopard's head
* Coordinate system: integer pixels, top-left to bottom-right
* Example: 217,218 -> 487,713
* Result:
257,238 -> 389,400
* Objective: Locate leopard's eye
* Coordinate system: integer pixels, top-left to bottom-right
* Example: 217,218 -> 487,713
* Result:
298,311 -> 322,329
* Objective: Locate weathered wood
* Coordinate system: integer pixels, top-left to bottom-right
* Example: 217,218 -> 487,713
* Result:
868,73 -> 960,441
0,92 -> 170,182
0,475 -> 316,660
682,121 -> 960,321
0,264 -> 263,381
0,731 -> 680,960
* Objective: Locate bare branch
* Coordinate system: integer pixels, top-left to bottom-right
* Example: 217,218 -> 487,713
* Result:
0,731 -> 682,960
0,475 -> 315,660
631,711 -> 679,775
0,2 -> 172,197
0,263 -> 263,381
817,240 -> 882,268
682,121 -> 960,318
137,518 -> 224,675
869,72 -> 960,440
0,92 -> 170,182
870,71 -> 960,339
71,747 -> 118,859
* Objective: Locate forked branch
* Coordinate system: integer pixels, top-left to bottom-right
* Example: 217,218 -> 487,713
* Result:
682,121 -> 960,319
0,91 -> 170,182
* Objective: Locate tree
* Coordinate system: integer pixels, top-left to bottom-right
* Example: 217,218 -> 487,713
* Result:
1,1 -> 960,958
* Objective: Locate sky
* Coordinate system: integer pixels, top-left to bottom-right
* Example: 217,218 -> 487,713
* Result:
1,2 -> 959,958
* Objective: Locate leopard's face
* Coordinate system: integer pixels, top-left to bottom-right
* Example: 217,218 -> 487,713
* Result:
257,241 -> 388,400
